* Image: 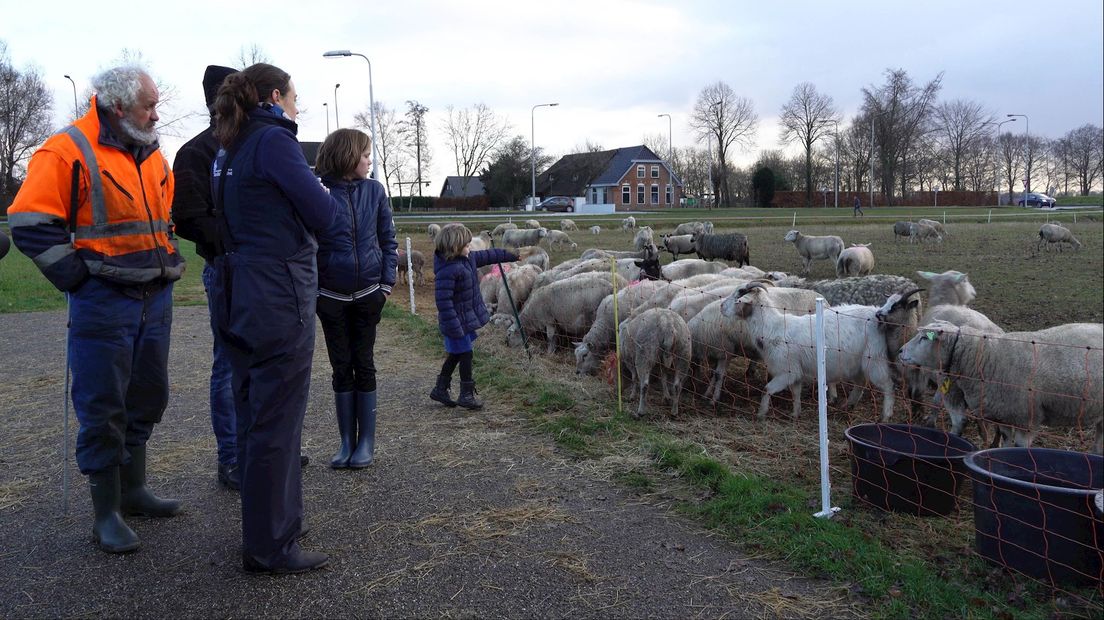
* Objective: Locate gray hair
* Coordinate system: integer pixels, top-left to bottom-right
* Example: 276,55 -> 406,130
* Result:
91,65 -> 149,112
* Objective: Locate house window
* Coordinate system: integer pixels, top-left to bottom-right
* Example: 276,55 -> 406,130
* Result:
650,184 -> 659,204
636,184 -> 645,204
591,188 -> 598,204
651,165 -> 659,178
637,165 -> 645,178
665,184 -> 673,205
622,184 -> 631,204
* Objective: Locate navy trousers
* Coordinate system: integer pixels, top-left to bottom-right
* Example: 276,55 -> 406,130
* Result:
203,261 -> 237,466
214,247 -> 316,569
68,278 -> 172,475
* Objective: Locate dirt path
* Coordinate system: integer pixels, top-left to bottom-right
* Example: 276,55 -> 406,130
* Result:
0,306 -> 855,618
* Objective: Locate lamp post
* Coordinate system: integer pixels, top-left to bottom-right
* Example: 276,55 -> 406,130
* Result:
322,102 -> 330,135
323,50 -> 379,182
983,118 -> 1015,205
63,74 -> 78,119
333,83 -> 341,129
531,102 -> 558,211
657,113 -> 672,162
1006,113 -> 1029,199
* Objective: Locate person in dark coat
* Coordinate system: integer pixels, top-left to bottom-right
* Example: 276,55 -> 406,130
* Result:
171,64 -> 241,490
430,224 -> 517,410
313,128 -> 397,469
210,63 -> 337,574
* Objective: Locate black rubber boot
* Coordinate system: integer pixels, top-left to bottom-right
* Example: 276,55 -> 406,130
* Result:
330,391 -> 356,469
457,381 -> 483,410
429,374 -> 457,407
89,468 -> 140,553
243,549 -> 330,575
349,391 -> 376,469
120,445 -> 182,518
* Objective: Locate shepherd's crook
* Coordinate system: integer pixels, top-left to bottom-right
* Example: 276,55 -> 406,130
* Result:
62,161 -> 81,513
491,241 -> 531,361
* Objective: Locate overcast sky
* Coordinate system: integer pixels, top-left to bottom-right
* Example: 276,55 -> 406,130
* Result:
5,0 -> 1103,194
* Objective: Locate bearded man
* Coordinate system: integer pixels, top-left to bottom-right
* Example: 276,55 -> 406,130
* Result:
8,65 -> 185,553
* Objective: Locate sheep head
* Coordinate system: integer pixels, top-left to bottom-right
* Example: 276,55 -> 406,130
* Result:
783,230 -> 800,242
898,320 -> 957,371
634,256 -> 665,281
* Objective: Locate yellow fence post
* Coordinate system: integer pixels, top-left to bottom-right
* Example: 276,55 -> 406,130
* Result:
611,257 -> 622,416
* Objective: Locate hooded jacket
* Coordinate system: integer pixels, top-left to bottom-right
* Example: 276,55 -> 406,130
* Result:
316,176 -> 398,299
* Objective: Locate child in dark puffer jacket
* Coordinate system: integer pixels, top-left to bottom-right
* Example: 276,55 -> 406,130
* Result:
430,223 -> 517,409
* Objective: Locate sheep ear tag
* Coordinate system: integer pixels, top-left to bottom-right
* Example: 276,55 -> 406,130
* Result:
925,331 -> 937,341
938,378 -> 953,394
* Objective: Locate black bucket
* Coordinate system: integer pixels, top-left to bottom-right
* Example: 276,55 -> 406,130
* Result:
845,423 -> 977,517
965,448 -> 1104,586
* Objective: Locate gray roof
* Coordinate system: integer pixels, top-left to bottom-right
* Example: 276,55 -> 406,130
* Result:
536,145 -> 682,197
591,145 -> 663,185
440,176 -> 486,198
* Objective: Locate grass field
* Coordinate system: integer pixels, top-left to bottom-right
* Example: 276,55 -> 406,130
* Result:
1056,195 -> 1104,206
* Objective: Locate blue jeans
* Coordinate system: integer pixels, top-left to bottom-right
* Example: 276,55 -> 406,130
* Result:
68,278 -> 172,474
203,262 -> 237,466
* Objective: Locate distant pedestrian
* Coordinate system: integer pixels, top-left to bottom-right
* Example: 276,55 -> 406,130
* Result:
430,224 -> 517,410
854,196 -> 864,217
313,128 -> 398,469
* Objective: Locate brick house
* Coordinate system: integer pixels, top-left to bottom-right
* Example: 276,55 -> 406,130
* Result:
536,145 -> 682,211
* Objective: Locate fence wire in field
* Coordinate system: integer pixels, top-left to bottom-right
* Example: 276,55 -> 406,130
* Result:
479,257 -> 1103,602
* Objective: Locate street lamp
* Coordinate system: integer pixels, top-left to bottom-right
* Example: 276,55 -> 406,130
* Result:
657,113 -> 672,162
323,50 -> 379,183
983,118 -> 1016,205
322,102 -> 330,135
333,83 -> 341,129
1007,113 -> 1029,199
63,74 -> 78,119
531,102 -> 559,211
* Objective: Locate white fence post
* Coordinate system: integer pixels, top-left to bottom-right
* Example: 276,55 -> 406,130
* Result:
792,211 -> 797,227
987,209 -> 992,224
405,237 -> 416,315
813,297 -> 839,519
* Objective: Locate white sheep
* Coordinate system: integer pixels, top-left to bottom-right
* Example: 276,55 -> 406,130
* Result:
517,245 -> 550,271
468,231 -> 492,252
1037,223 -> 1082,252
783,230 -> 844,274
899,321 -> 1103,453
492,222 -> 518,237
506,272 -> 626,353
560,219 -> 579,231
836,243 -> 874,278
722,284 -> 897,421
661,233 -> 696,260
580,247 -> 657,261
910,222 -> 942,244
427,223 -> 442,240
660,259 -> 726,281
574,280 -> 671,375
589,225 -> 601,235
502,227 -> 548,249
621,216 -> 637,230
524,219 -> 542,229
494,264 -> 542,314
633,226 -> 655,251
673,221 -> 705,236
668,283 -> 746,323
618,308 -> 692,418
544,229 -> 578,250
917,218 -> 947,238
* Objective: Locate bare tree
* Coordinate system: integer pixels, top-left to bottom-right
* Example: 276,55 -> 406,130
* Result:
997,132 -> 1023,204
0,42 -> 53,208
840,116 -> 872,193
933,99 -> 993,190
403,101 -> 431,196
354,101 -> 411,196
111,48 -> 193,139
862,69 -> 942,204
641,132 -> 667,160
778,82 -> 838,207
235,44 -> 271,69
1064,124 -> 1103,195
441,103 -> 510,194
690,81 -> 758,207
673,146 -> 710,200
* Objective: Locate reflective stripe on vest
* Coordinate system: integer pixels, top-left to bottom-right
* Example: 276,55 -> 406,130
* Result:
63,126 -> 107,226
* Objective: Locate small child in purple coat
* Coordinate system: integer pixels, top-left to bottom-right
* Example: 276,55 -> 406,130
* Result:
430,223 -> 517,409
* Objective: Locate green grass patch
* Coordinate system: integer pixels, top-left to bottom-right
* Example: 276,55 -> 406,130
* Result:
1056,195 -> 1103,206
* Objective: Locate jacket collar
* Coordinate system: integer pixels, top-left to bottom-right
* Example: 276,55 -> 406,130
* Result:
82,95 -> 161,164
247,106 -> 298,135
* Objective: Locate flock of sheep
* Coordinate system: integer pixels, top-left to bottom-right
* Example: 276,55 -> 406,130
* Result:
413,216 -> 1101,453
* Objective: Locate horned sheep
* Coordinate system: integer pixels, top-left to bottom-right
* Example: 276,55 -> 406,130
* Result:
899,321 -> 1103,453
836,243 -> 874,278
618,308 -> 692,418
783,230 -> 843,274
1037,223 -> 1082,252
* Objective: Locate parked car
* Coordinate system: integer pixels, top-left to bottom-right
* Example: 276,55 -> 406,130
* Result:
537,196 -> 575,212
1018,192 -> 1056,208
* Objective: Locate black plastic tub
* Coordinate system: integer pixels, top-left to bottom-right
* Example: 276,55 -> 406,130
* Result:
844,423 -> 977,517
965,448 -> 1103,586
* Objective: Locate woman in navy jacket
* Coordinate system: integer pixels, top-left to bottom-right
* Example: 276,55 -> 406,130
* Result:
211,63 -> 337,574
313,129 -> 398,470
